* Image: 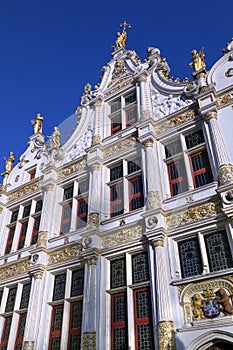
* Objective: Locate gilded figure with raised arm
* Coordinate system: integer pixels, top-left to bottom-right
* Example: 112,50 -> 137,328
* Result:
189,48 -> 206,72
113,21 -> 131,51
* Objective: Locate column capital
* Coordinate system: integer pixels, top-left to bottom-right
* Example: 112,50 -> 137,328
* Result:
90,163 -> 100,171
137,73 -> 148,83
143,138 -> 154,148
152,237 -> 165,247
205,111 -> 218,121
32,271 -> 44,279
86,255 -> 98,265
94,99 -> 102,107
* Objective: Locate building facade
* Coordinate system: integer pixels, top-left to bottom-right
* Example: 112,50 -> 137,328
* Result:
0,24 -> 233,350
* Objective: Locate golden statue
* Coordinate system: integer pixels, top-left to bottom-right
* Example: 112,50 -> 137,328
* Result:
189,48 -> 206,72
113,21 -> 131,51
31,113 -> 44,134
4,151 -> 15,174
50,126 -> 61,148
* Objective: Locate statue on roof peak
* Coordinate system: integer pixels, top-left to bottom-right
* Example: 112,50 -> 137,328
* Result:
112,21 -> 131,51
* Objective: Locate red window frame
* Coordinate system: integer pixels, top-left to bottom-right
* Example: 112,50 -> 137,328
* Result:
49,304 -> 64,350
5,225 -> 16,254
68,301 -> 83,350
29,171 -> 36,180
111,114 -> 122,135
111,292 -> 127,350
167,160 -> 186,197
0,316 -> 12,350
126,106 -> 137,127
133,287 -> 153,350
77,198 -> 88,229
110,182 -> 123,218
189,150 -> 213,188
18,221 -> 28,250
128,176 -> 143,211
31,216 -> 41,245
60,202 -> 72,234
14,313 -> 27,349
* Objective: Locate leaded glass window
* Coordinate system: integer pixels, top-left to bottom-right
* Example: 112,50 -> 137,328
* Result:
2,317 -> 12,341
52,307 -> 63,331
165,139 -> 182,158
78,179 -> 89,195
35,199 -> 43,213
137,324 -> 154,350
178,238 -> 203,278
50,337 -> 61,350
22,204 -> 31,218
68,302 -> 82,350
185,130 -> 205,149
205,231 -> 233,272
53,274 -> 66,301
20,283 -> 31,309
111,258 -> 126,289
0,290 -> 3,305
113,328 -> 127,350
71,269 -> 84,297
128,159 -> 141,174
110,163 -> 123,181
5,286 -> 17,312
63,185 -> 74,200
113,294 -> 127,323
132,252 -> 149,284
125,91 -> 136,106
10,209 -> 19,223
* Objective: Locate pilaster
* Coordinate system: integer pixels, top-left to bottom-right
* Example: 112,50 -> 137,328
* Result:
137,73 -> 153,120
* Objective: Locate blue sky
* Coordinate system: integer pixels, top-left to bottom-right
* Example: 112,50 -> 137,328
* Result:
0,0 -> 233,174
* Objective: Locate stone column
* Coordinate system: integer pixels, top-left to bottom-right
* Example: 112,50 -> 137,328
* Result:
138,73 -> 152,120
39,183 -> 55,243
143,139 -> 161,210
81,256 -> 98,350
205,111 -> 233,185
23,271 -> 44,350
87,164 -> 101,228
92,100 -> 102,146
152,238 -> 176,350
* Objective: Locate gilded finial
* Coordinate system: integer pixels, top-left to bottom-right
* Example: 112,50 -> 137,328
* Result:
31,113 -> 44,134
113,21 -> 131,51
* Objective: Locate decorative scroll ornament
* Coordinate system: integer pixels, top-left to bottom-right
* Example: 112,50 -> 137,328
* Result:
218,164 -> 233,185
155,110 -> 195,134
48,244 -> 82,265
147,191 -> 161,210
146,216 -> 158,229
64,130 -> 93,164
158,321 -> 176,350
22,341 -> 35,350
216,92 -> 233,105
167,202 -> 217,229
61,159 -> 86,176
8,181 -> 40,201
87,212 -> 99,228
36,231 -> 48,248
81,332 -> 96,350
152,92 -> 193,119
103,224 -> 143,248
0,258 -> 30,279
103,137 -> 136,158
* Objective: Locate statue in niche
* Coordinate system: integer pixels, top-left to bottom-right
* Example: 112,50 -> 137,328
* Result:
189,48 -> 206,72
4,151 -> 15,174
215,288 -> 233,315
50,127 -> 61,148
31,113 -> 44,134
